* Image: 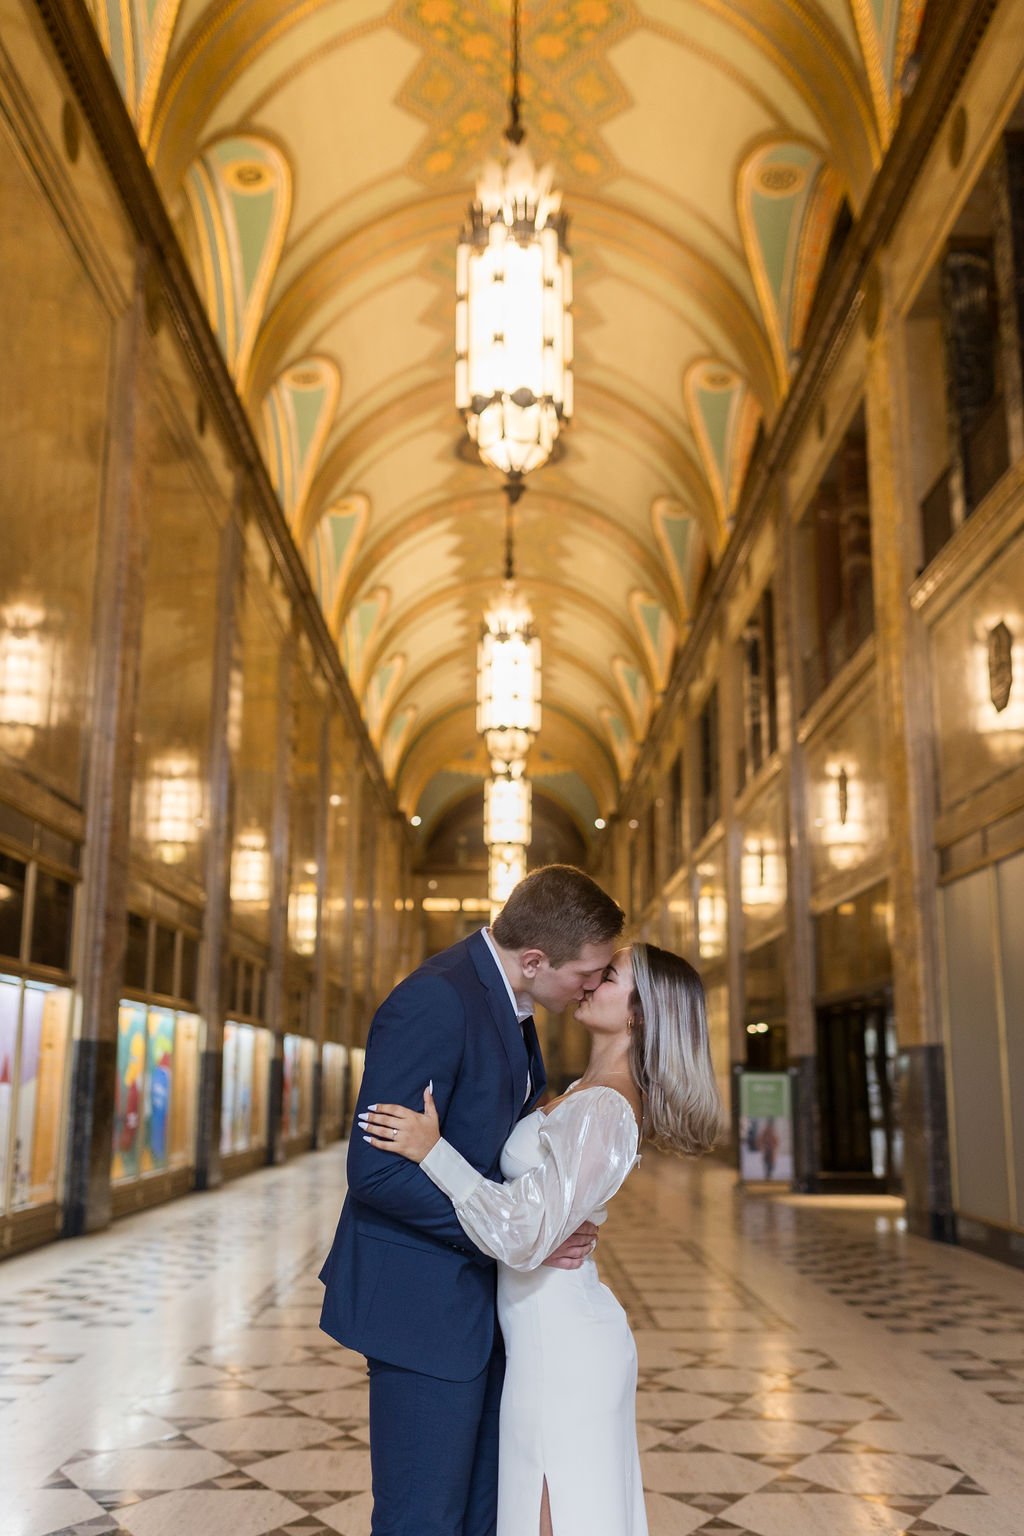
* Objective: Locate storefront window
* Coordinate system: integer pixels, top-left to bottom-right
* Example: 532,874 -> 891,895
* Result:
0,973 -> 72,1211
220,1020 -> 272,1156
282,1033 -> 314,1140
321,1042 -> 348,1139
112,1001 -> 199,1182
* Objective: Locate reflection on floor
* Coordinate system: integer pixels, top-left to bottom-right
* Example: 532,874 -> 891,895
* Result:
2,1148 -> 1023,1536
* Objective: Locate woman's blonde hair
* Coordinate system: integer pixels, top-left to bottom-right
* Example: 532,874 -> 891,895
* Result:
628,942 -> 724,1155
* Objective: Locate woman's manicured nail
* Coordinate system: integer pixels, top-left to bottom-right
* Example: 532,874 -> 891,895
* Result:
363,1135 -> 373,1143
367,1104 -> 378,1111
428,1080 -> 433,1094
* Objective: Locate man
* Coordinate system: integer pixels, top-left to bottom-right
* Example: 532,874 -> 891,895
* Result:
319,864 -> 625,1535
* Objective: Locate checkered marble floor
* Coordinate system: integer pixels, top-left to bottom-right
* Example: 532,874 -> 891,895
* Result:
2,1146 -> 1023,1535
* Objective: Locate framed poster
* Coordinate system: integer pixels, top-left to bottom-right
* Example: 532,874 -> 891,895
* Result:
738,1072 -> 793,1183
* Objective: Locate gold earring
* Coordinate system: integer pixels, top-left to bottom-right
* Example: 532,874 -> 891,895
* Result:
627,1017 -> 634,1029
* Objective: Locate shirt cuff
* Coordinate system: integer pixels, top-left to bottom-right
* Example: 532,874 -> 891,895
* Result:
420,1138 -> 485,1206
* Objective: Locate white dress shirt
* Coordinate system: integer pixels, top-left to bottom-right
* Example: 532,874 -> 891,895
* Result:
481,926 -> 533,1101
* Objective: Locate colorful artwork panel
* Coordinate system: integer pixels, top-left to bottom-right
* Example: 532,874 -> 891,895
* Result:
113,1002 -> 147,1183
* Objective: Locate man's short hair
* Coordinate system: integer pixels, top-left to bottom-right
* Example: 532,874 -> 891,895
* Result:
490,864 -> 624,967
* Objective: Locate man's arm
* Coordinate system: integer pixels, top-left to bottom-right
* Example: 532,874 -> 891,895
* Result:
346,973 -> 494,1265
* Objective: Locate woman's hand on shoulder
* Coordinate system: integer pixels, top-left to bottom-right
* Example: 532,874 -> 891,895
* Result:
358,1084 -> 440,1163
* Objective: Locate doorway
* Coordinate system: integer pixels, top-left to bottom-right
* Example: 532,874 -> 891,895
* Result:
815,990 -> 902,1192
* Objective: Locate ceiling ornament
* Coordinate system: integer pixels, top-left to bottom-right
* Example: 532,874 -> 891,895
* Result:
365,654 -> 407,746
684,360 -> 762,532
83,0 -> 182,139
304,495 -> 370,635
611,656 -> 651,739
394,0 -> 638,187
651,498 -> 708,624
628,590 -> 677,694
455,0 -> 573,500
340,587 -> 390,694
848,0 -> 928,144
260,357 -> 340,526
738,140 -> 846,386
182,136 -> 291,390
382,706 -> 419,782
599,705 -> 635,783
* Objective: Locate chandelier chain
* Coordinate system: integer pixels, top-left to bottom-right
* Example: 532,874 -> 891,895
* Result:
506,0 -> 525,145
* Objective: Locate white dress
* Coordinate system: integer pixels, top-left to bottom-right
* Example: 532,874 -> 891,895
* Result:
420,1085 -> 648,1536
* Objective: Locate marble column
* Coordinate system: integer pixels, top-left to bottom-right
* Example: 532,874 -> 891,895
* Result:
265,625 -> 295,1166
865,267 -> 954,1240
311,707 -> 330,1150
63,255 -> 151,1237
774,493 -> 819,1191
193,507 -> 243,1191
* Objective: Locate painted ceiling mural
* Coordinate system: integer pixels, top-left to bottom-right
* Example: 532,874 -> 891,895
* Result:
83,0 -> 928,847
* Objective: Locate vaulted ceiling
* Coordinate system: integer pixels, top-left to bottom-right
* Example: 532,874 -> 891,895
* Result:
86,0 -> 925,849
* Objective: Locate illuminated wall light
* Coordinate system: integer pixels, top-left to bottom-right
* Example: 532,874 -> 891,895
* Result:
594,817 -> 606,830
461,897 -> 493,913
410,814 -> 422,826
288,885 -> 318,956
740,839 -> 785,910
818,761 -> 867,872
145,753 -> 203,865
973,617 -> 1024,743
0,599 -> 61,755
422,897 -> 461,913
231,826 -> 271,905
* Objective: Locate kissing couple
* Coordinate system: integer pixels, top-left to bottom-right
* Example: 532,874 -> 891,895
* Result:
319,864 -> 723,1535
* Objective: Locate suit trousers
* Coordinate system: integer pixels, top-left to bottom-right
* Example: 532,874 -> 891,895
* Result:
366,1336 -> 505,1536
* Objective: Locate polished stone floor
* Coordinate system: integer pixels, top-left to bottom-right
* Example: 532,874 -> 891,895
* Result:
2,1146 -> 1023,1536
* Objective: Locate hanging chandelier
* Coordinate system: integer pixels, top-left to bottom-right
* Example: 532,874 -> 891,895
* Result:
484,774 -> 532,848
477,496 -> 541,776
489,843 -> 527,907
455,0 -> 573,497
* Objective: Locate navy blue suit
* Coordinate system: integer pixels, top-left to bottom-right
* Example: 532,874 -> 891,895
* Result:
319,930 -> 546,1534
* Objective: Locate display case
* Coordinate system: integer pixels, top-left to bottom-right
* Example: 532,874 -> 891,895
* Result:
281,1033 -> 314,1147
0,974 -> 72,1213
220,1020 -> 272,1160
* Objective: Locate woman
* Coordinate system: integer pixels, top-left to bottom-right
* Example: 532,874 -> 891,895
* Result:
358,941 -> 723,1536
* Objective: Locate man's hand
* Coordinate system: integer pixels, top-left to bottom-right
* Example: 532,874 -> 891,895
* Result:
542,1220 -> 599,1270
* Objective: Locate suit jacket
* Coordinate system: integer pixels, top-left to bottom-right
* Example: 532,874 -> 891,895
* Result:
318,929 -> 547,1380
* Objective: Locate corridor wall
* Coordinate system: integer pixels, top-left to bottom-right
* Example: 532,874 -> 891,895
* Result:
0,4 -> 414,1254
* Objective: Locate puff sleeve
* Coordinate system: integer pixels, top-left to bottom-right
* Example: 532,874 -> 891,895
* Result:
419,1086 -> 639,1272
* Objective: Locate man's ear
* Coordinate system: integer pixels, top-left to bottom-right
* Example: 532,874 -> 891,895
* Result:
519,947 -> 548,978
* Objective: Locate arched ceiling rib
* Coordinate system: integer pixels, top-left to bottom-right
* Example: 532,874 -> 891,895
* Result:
82,0 -> 929,843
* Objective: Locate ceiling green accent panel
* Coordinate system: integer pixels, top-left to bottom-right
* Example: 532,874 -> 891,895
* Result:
684,361 -> 762,528
182,137 -> 291,387
260,357 -> 340,526
738,140 -> 845,382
